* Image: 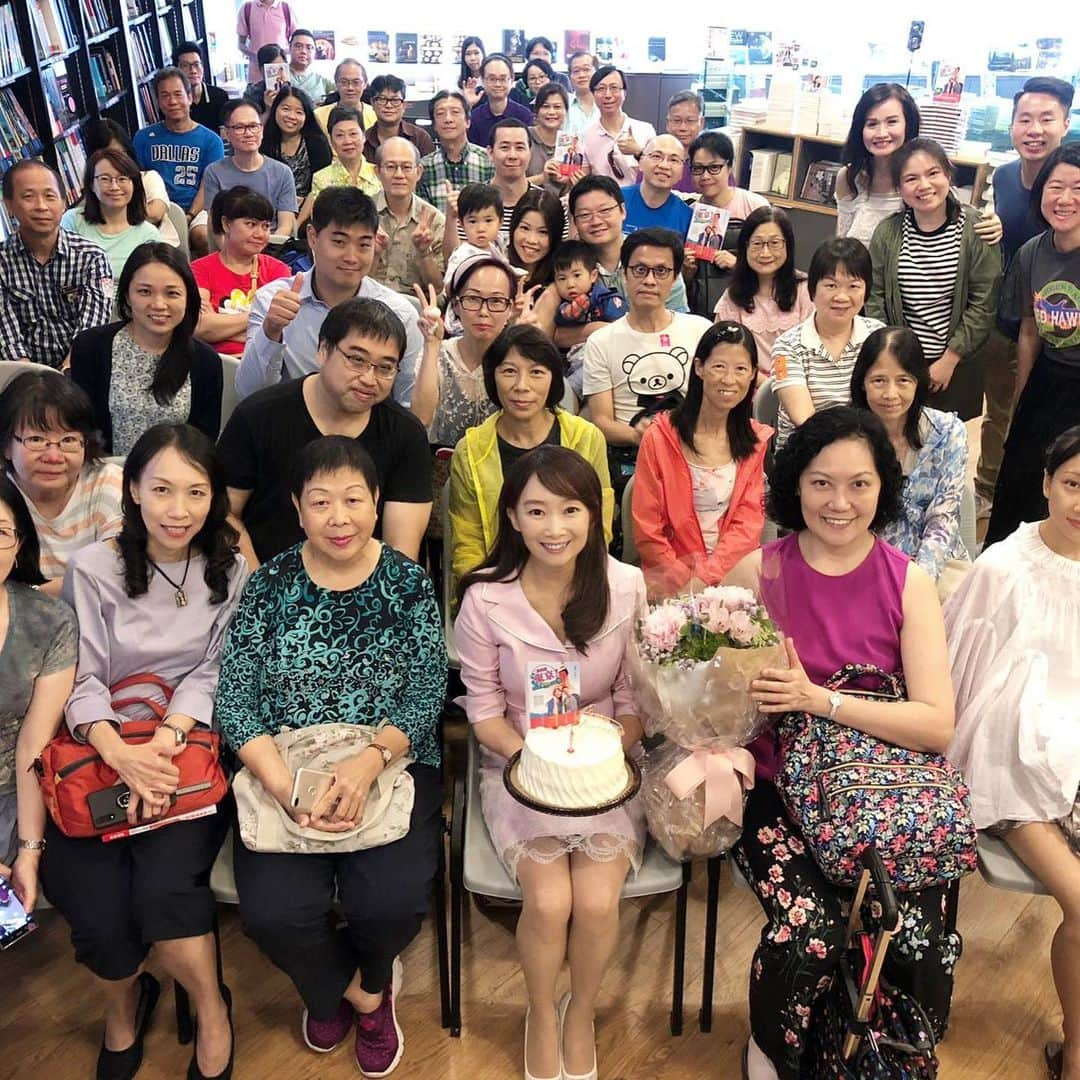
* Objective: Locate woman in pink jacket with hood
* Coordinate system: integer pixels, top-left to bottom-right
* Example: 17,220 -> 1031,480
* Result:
632,321 -> 772,596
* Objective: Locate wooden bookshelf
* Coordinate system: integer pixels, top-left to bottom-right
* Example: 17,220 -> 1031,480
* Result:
734,126 -> 994,220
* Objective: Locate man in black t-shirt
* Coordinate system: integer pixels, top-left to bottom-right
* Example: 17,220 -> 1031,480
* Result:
174,42 -> 229,134
219,297 -> 432,566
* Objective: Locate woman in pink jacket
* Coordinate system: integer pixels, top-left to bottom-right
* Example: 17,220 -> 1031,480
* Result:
632,321 -> 771,596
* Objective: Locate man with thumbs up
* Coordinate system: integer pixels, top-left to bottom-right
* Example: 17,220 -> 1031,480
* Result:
236,186 -> 422,404
371,137 -> 446,296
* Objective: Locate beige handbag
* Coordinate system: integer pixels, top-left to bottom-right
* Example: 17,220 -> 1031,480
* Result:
233,723 -> 415,854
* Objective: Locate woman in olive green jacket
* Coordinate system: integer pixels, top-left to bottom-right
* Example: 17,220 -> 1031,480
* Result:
866,138 -> 1002,419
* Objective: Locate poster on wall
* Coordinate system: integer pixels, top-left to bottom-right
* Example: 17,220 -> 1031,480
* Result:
1036,38 -> 1063,69
450,35 -> 465,64
746,32 -> 773,65
396,33 -> 417,63
368,31 -> 389,63
706,27 -> 728,61
648,37 -> 666,63
503,29 -> 525,62
776,41 -> 801,69
313,31 -> 335,61
420,34 -> 444,64
564,30 -> 590,58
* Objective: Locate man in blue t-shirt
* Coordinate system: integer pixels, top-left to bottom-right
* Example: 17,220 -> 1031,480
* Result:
620,134 -> 693,237
133,66 -> 225,254
976,75 -> 1073,518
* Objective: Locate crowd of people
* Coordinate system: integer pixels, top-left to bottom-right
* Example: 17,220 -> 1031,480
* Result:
0,34 -> 1078,1080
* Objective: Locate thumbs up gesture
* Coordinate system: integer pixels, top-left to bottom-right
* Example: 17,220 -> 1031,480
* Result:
263,272 -> 305,343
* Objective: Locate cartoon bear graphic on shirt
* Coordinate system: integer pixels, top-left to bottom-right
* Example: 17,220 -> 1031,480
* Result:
622,347 -> 689,413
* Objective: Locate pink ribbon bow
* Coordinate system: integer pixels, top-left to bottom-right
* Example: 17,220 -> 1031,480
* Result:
663,747 -> 756,828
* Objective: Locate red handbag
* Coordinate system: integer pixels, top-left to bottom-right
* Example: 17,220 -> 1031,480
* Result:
35,674 -> 228,838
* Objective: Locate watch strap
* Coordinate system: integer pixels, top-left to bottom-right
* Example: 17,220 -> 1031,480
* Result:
161,721 -> 187,745
17,838 -> 46,851
368,741 -> 393,767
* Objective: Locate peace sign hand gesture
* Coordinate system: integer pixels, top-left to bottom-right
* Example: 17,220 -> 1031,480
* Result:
412,206 -> 437,254
512,281 -> 544,328
413,283 -> 445,342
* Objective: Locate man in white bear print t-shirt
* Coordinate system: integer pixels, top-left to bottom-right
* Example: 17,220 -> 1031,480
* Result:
582,227 -> 712,449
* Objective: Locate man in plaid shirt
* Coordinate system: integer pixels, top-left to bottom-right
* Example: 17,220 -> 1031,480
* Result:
417,90 -> 493,215
0,160 -> 112,368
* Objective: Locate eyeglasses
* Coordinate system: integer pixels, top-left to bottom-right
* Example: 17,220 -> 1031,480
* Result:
593,82 -> 624,96
94,174 -> 133,188
333,347 -> 398,380
644,152 -> 685,167
748,238 -> 786,253
177,60 -> 202,71
690,163 -> 728,176
0,526 -> 19,551
13,433 -> 86,453
573,203 -> 621,224
456,294 -> 512,313
226,123 -> 262,135
380,162 -> 416,174
373,95 -> 405,106
337,79 -> 364,89
607,148 -> 626,180
483,75 -> 511,86
626,264 -> 674,281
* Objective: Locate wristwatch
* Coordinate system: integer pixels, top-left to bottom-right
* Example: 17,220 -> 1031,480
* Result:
161,721 -> 187,747
17,838 -> 46,852
826,691 -> 843,722
368,742 -> 393,767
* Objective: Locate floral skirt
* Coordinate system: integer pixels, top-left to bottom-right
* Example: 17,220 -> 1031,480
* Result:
731,781 -> 962,1080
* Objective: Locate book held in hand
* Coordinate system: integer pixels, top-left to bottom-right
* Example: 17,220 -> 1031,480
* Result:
554,130 -> 584,177
685,203 -> 730,259
527,661 -> 581,730
263,62 -> 288,92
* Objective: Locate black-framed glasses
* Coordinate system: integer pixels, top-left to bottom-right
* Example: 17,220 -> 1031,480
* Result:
13,433 -> 86,453
626,264 -> 674,281
226,123 -> 262,135
690,163 -> 728,176
0,525 -> 19,551
373,95 -> 405,106
747,238 -> 786,253
333,346 -> 398,380
456,294 -> 512,313
573,203 -> 620,224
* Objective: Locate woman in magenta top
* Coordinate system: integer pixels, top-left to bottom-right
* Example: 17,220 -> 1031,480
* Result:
724,407 -> 958,1080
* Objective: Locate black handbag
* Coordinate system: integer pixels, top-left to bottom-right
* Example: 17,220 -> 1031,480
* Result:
806,847 -> 939,1080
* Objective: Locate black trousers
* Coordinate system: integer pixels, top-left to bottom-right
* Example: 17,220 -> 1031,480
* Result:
40,807 -> 228,981
986,355 -> 1080,545
731,782 -> 962,1080
233,763 -> 442,1020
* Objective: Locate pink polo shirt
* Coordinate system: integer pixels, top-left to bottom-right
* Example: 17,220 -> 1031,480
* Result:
237,0 -> 296,74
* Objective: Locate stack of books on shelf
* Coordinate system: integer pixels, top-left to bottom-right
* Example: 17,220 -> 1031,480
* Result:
41,59 -> 80,135
30,0 -> 78,60
79,0 -> 110,39
0,4 -> 27,77
0,86 -> 44,166
89,43 -> 123,105
54,128 -> 87,201
765,77 -> 798,131
130,21 -> 154,81
817,95 -> 853,141
918,100 -> 966,156
727,100 -> 767,136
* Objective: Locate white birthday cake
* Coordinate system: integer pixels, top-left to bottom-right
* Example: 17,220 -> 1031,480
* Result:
517,715 -> 628,809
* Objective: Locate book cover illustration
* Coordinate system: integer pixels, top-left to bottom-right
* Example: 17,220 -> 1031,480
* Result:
564,30 -> 590,58
313,30 -> 335,61
527,661 -> 581,729
420,34 -> 444,65
367,31 -> 389,64
801,161 -> 843,205
554,130 -> 585,177
933,61 -> 964,103
685,204 -> 730,259
262,62 -> 288,93
502,29 -> 524,63
396,33 -> 417,64
648,37 -> 666,63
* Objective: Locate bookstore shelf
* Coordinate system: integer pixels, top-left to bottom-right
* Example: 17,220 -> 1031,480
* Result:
129,11 -> 151,26
0,67 -> 31,88
101,88 -> 124,109
38,44 -> 80,67
87,27 -> 120,45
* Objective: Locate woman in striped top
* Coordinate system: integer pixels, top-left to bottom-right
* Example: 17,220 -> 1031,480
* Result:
0,370 -> 122,596
867,139 -> 1002,420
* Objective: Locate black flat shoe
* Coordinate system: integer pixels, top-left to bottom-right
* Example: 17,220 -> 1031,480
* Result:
1046,1041 -> 1064,1080
186,984 -> 234,1080
96,972 -> 160,1080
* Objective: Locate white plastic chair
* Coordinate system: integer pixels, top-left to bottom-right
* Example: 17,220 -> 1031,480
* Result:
976,831 -> 1050,896
448,729 -> 690,1036
0,360 -> 59,394
165,202 -> 190,260
621,473 -> 639,566
558,382 -> 579,415
219,354 -> 241,433
752,377 -> 779,429
959,479 -> 978,561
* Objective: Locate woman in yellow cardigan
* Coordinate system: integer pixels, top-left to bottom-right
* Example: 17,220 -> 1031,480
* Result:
449,325 -> 613,588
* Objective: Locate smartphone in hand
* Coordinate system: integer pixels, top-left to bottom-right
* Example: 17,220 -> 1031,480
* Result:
0,876 -> 35,949
291,768 -> 335,815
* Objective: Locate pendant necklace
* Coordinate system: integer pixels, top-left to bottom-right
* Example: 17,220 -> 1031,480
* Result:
148,547 -> 192,608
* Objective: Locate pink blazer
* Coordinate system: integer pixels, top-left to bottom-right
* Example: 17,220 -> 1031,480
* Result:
454,557 -> 647,737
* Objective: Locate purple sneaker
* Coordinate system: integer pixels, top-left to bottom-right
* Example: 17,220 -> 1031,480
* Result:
353,959 -> 404,1077
303,998 -> 353,1053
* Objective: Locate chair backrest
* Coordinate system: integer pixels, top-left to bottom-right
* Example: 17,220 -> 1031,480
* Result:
753,377 -> 779,429
0,360 -> 60,395
219,354 -> 241,433
559,383 -> 579,415
440,480 -> 460,668
959,478 -> 978,561
621,473 -> 639,566
165,202 -> 190,260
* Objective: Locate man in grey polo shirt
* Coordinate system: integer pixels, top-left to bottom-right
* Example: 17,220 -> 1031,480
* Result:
236,186 -> 421,404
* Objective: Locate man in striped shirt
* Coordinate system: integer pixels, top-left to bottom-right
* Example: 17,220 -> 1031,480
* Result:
0,160 -> 112,368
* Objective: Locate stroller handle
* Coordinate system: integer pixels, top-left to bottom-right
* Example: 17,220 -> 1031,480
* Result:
860,845 -> 900,933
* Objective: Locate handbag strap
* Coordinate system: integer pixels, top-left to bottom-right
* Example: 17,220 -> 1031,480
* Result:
824,663 -> 906,702
109,673 -> 174,723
